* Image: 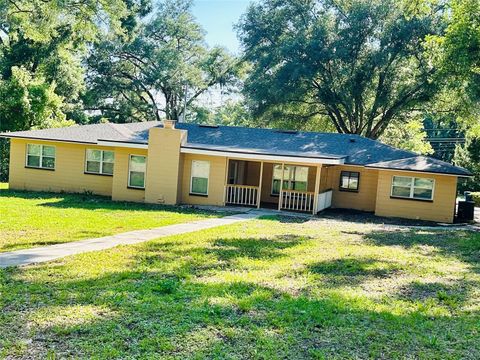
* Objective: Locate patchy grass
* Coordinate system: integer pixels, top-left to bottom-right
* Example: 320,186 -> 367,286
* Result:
0,216 -> 479,359
0,184 -> 220,252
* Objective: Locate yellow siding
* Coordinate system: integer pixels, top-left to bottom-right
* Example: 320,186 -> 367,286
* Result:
180,153 -> 227,206
111,147 -> 148,203
326,165 -> 378,212
8,138 -> 113,196
375,170 -> 457,223
145,127 -> 185,205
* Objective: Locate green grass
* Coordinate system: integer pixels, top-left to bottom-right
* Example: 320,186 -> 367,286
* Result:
0,183 -> 220,252
1,216 -> 479,359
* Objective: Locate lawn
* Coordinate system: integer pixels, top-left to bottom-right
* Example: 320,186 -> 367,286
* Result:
0,183 -> 220,252
0,216 -> 478,359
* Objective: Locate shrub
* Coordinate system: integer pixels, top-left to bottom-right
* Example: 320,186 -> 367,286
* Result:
0,139 -> 9,182
471,192 -> 480,207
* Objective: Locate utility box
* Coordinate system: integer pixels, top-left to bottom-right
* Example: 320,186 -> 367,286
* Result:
457,201 -> 475,222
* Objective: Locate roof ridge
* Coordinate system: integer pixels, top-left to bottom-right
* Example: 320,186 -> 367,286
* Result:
179,122 -> 365,138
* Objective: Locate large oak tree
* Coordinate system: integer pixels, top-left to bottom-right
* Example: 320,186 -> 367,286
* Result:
0,0 -> 145,180
85,0 -> 240,122
238,0 -> 443,139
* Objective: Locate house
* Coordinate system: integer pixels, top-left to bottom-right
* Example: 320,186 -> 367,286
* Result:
0,120 -> 472,223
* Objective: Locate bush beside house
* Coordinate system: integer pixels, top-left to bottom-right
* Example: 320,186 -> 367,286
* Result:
471,192 -> 480,206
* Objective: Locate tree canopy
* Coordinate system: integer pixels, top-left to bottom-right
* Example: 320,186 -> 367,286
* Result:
84,0 -> 241,122
432,0 -> 480,102
0,0 -> 480,184
238,0 -> 445,139
0,0 -> 143,132
0,0 -> 148,180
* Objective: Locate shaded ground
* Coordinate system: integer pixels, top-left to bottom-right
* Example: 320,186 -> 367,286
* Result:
0,216 -> 478,359
0,212 -> 260,268
321,208 -> 456,226
0,184 -> 221,252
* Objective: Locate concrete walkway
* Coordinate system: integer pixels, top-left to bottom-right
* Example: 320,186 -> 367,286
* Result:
0,212 -> 264,269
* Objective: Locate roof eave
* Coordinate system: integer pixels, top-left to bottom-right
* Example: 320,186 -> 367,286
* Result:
0,134 -> 97,145
97,139 -> 148,149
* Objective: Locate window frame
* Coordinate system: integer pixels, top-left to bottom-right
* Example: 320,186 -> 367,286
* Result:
25,143 -> 56,170
127,154 -> 147,189
390,175 -> 435,201
271,165 -> 309,196
339,171 -> 360,192
190,160 -> 210,196
84,149 -> 115,176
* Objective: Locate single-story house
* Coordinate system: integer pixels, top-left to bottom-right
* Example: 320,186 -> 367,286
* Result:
0,120 -> 472,223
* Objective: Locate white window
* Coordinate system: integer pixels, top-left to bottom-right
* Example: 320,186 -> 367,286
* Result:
391,176 -> 435,201
26,144 -> 55,169
85,149 -> 115,175
128,155 -> 147,189
190,160 -> 210,195
271,165 -> 308,195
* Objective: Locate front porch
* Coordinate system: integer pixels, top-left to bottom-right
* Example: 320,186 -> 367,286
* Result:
223,159 -> 332,214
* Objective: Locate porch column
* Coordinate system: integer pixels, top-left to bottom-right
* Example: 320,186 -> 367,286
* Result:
222,157 -> 229,206
312,165 -> 322,215
257,161 -> 264,209
278,163 -> 285,211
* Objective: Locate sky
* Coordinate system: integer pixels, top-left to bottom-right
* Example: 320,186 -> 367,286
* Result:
191,0 -> 252,54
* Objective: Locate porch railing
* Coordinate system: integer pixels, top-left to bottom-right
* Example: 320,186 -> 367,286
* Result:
280,189 -> 315,212
225,184 -> 259,207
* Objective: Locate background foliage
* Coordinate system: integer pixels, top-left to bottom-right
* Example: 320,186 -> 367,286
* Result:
0,0 -> 479,187
84,0 -> 241,123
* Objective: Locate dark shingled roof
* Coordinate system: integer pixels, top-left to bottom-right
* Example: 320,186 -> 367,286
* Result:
366,156 -> 471,176
0,121 -> 472,176
0,122 -> 157,144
